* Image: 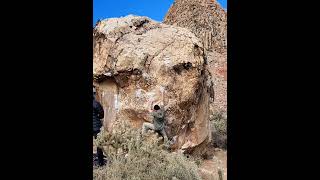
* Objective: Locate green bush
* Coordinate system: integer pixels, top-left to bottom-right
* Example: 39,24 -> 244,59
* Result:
210,110 -> 227,149
93,120 -> 202,180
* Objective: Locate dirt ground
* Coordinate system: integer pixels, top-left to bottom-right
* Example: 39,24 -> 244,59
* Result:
199,148 -> 227,180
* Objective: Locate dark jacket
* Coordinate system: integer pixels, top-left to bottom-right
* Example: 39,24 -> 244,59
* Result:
93,98 -> 104,133
152,109 -> 165,131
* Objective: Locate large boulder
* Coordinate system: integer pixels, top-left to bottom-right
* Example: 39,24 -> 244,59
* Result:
93,15 -> 214,154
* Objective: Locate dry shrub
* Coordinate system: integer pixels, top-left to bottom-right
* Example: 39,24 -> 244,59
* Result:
210,110 -> 227,149
93,120 -> 201,180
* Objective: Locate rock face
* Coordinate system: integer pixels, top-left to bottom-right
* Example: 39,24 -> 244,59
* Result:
163,0 -> 227,113
93,15 -> 214,153
164,0 -> 227,54
206,50 -> 227,112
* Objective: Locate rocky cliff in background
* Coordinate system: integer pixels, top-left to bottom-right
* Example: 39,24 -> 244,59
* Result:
93,15 -> 214,154
164,0 -> 226,54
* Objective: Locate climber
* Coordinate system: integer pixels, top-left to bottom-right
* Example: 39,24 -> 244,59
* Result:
93,87 -> 105,166
142,102 -> 168,143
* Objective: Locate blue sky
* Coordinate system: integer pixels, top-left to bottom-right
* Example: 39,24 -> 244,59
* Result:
93,0 -> 227,26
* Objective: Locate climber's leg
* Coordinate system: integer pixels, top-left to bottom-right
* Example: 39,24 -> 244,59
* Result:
159,128 -> 168,142
142,122 -> 155,134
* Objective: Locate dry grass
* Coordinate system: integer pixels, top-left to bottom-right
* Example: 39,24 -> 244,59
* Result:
93,120 -> 202,180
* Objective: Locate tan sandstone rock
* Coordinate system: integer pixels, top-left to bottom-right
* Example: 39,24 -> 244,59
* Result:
93,15 -> 214,154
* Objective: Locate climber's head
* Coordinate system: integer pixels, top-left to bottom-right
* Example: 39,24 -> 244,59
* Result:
154,105 -> 160,111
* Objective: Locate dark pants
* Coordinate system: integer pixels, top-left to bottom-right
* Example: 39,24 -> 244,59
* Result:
93,131 -> 105,166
